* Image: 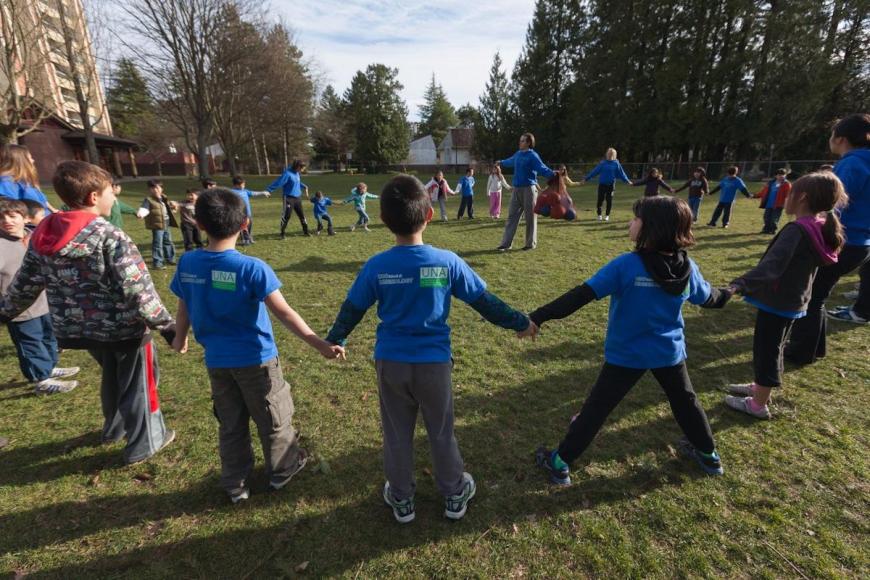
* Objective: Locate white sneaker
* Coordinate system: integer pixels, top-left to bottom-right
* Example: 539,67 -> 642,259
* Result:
349,225 -> 356,232
230,488 -> 250,504
724,395 -> 770,419
726,383 -> 755,396
604,215 -> 610,222
50,366 -> 80,379
842,290 -> 859,300
363,226 -> 371,232
597,215 -> 603,221
33,378 -> 78,395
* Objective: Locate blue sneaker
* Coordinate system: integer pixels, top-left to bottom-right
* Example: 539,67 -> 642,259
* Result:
677,438 -> 724,476
535,446 -> 571,485
383,482 -> 415,524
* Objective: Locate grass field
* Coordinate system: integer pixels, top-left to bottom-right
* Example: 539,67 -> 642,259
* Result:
1,173 -> 868,578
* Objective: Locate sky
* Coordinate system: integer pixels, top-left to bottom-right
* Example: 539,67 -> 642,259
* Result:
276,0 -> 536,120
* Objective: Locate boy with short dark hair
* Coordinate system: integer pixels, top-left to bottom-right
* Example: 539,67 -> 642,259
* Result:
456,167 -> 475,219
230,176 -> 270,245
326,174 -> 536,523
707,166 -> 751,228
201,178 -> 217,189
21,199 -> 46,231
170,188 -> 344,503
0,199 -> 79,394
754,168 -> 792,234
140,179 -> 178,269
178,189 -> 204,251
0,161 -> 177,464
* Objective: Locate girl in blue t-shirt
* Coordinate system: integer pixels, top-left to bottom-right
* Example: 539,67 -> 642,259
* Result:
529,196 -> 730,485
0,144 -> 55,213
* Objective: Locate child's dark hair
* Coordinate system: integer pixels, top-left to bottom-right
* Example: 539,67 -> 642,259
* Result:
775,168 -> 788,176
194,188 -> 247,239
201,178 -> 217,188
21,199 -> 45,219
291,159 -> 306,171
832,113 -> 870,148
112,178 -> 121,187
791,172 -> 848,253
380,174 -> 431,236
648,167 -> 660,178
147,179 -> 162,189
0,198 -> 27,218
185,188 -> 199,195
53,161 -> 113,208
314,190 -> 323,197
231,175 -> 245,187
693,167 -> 706,177
819,164 -> 834,171
726,166 -> 739,176
466,167 -> 473,174
632,196 -> 695,253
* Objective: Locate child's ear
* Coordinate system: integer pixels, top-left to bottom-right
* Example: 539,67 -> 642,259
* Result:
425,206 -> 434,223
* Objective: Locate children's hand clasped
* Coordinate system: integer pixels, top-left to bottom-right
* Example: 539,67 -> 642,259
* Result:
517,320 -> 539,340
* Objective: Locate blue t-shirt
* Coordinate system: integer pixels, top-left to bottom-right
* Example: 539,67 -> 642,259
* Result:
586,253 -> 712,369
458,176 -> 475,197
345,244 -> 487,363
499,149 -> 555,187
311,197 -> 333,217
765,181 -> 780,209
834,149 -> 870,246
266,169 -> 307,198
717,176 -> 749,203
170,249 -> 281,368
584,159 -> 631,185
0,176 -> 50,210
231,188 -> 253,216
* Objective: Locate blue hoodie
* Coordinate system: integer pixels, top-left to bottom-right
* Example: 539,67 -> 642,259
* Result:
499,149 -> 555,187
713,176 -> 750,203
266,168 -> 307,198
584,159 -> 631,185
835,149 -> 870,246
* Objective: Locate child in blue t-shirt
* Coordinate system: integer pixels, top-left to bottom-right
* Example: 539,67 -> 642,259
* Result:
456,167 -> 476,219
707,166 -> 751,228
231,176 -> 270,245
310,190 -> 336,235
529,196 -> 730,485
326,174 -> 535,524
170,188 -> 344,504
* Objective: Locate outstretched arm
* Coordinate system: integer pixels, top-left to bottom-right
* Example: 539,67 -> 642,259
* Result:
529,283 -> 597,327
467,291 -> 530,332
325,299 -> 369,346
266,291 -> 345,359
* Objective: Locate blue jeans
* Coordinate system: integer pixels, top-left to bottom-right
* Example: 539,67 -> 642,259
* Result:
7,314 -> 58,382
355,209 -> 369,225
688,196 -> 702,222
762,207 -> 783,233
151,229 -> 176,267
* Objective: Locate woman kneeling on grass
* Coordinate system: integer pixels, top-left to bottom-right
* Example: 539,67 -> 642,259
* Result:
529,196 -> 731,485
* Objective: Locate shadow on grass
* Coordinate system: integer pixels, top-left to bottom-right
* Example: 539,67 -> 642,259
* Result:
274,256 -> 365,274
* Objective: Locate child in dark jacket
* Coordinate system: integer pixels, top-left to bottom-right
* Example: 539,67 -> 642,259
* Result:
674,167 -> 709,222
530,196 -> 730,485
633,168 -> 674,197
725,172 -> 846,419
754,168 -> 792,234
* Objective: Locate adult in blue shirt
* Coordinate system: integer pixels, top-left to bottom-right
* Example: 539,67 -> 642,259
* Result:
496,133 -> 555,251
583,147 -> 632,221
787,114 -> 870,361
266,159 -> 310,238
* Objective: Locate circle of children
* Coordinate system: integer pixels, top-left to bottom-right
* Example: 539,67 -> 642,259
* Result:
0,113 -> 867,524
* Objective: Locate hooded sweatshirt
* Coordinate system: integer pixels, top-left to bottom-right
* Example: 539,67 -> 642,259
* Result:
585,159 -> 632,185
834,148 -> 870,246
0,211 -> 173,349
732,217 -> 838,318
0,231 -> 48,322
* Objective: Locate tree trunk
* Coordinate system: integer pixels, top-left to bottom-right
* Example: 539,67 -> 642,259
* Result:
282,125 -> 289,169
250,122 -> 262,175
262,134 -> 271,174
197,130 -> 210,178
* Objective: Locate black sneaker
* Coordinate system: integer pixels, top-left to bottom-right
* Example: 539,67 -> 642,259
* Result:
676,437 -> 724,476
535,446 -> 570,485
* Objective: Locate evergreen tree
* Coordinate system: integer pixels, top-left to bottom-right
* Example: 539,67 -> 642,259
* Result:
476,52 -> 513,161
312,85 -> 352,168
455,104 -> 480,128
417,74 -> 458,146
344,64 -> 410,169
106,58 -> 155,139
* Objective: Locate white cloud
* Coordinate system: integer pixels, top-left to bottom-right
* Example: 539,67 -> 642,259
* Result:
275,0 -> 536,119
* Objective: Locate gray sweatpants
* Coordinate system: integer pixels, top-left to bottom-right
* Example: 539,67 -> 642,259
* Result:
207,357 -> 301,495
376,359 -> 464,500
500,185 -> 538,249
88,339 -> 170,464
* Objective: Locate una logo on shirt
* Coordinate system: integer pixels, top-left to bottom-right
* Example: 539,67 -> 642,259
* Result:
211,270 -> 237,291
420,266 -> 448,288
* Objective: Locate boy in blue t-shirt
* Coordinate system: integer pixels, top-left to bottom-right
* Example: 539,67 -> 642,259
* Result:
529,196 -> 731,485
170,189 -> 344,503
310,190 -> 335,235
326,174 -> 535,523
456,167 -> 476,220
231,176 -> 270,245
707,166 -> 751,228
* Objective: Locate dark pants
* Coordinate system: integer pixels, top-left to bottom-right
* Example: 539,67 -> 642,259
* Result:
688,196 -> 702,222
7,314 -> 58,382
458,196 -> 474,219
596,183 -> 614,216
753,309 -> 795,388
240,217 -> 254,245
151,229 -> 176,267
762,207 -> 783,234
280,196 -> 309,235
88,339 -> 171,463
557,361 -> 715,463
315,214 -> 335,235
207,357 -> 302,495
786,244 -> 870,363
708,202 -> 733,226
181,223 -> 203,250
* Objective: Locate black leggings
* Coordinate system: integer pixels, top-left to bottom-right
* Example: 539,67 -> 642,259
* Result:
557,361 -> 715,463
280,196 -> 309,235
786,244 -> 870,363
596,183 -> 614,216
753,309 -> 795,388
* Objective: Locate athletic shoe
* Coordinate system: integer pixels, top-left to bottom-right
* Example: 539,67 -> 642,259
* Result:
496,245 -> 511,252
152,264 -> 166,270
50,366 -> 80,379
363,226 -> 371,232
127,429 -> 176,465
842,290 -> 859,300
444,472 -> 476,520
724,395 -> 771,419
597,215 -> 603,221
535,446 -> 570,486
604,215 -> 610,222
383,482 -> 415,524
229,488 -> 250,504
726,383 -> 755,396
677,437 -> 724,476
830,305 -> 850,312
315,230 -> 321,236
826,307 -> 868,324
722,224 -> 730,229
33,378 -> 78,395
268,451 -> 308,491
522,246 -> 534,251
349,225 -> 356,232
707,223 -> 716,228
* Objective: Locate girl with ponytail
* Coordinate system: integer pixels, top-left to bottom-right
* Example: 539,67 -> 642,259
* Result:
725,172 -> 847,419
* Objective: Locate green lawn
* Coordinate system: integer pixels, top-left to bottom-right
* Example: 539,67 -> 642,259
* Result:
1,174 -> 867,578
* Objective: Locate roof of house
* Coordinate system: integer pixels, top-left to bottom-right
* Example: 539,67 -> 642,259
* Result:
410,135 -> 436,150
439,127 -> 473,150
